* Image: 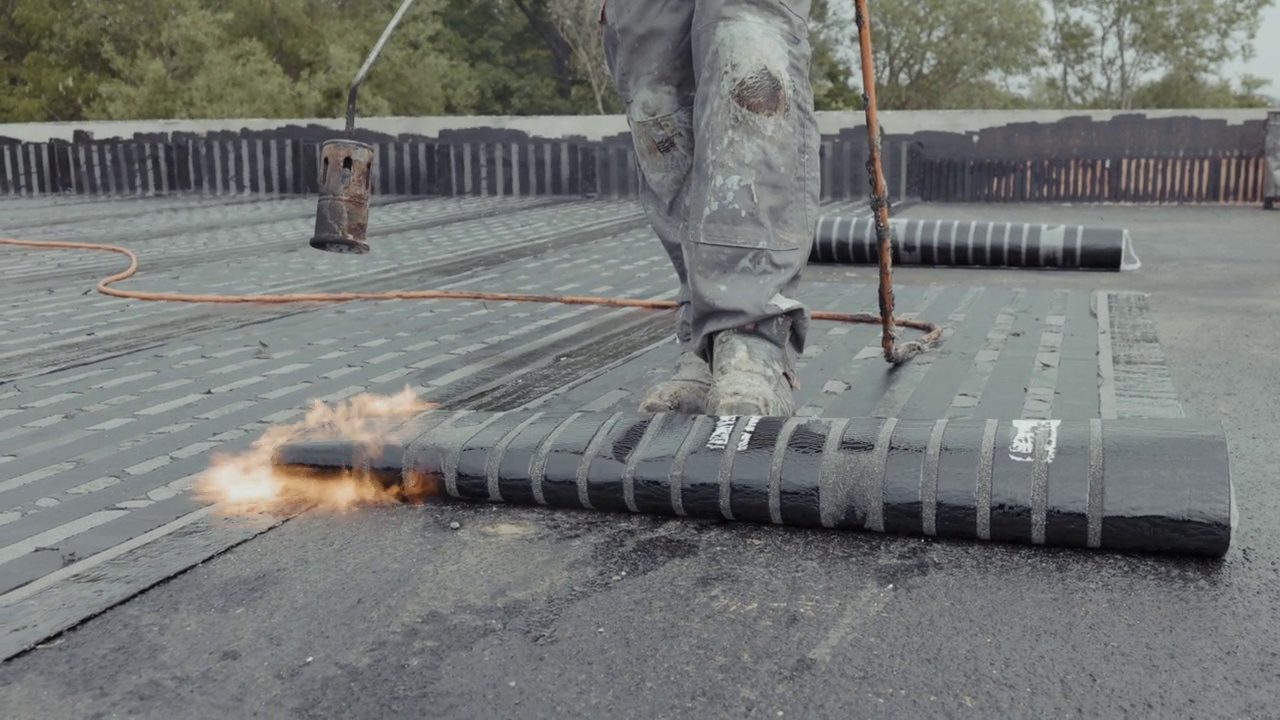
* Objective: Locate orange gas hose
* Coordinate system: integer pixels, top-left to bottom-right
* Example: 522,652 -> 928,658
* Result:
0,237 -> 943,353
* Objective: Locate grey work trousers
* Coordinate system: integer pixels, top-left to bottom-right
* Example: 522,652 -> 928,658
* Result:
600,0 -> 820,365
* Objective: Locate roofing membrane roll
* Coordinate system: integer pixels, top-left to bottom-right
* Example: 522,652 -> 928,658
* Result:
811,216 -> 1142,271
273,411 -> 1233,557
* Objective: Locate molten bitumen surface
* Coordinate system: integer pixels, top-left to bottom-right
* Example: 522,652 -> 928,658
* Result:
0,196 -> 1277,717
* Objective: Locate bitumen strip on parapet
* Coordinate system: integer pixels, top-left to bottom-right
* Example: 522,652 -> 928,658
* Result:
0,195 -> 1187,660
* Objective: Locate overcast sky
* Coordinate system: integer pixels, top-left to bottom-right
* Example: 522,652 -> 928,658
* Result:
1224,3 -> 1280,99
827,1 -> 1280,103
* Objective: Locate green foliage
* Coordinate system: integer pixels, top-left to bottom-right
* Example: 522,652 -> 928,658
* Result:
809,0 -> 863,110
863,0 -> 1048,110
0,0 -> 119,120
1131,72 -> 1275,109
0,0 -> 1274,122
434,0 -> 580,115
333,0 -> 483,117
90,1 -> 317,119
1039,0 -> 1275,109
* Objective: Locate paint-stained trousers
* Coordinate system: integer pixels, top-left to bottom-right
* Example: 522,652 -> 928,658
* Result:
600,0 -> 819,364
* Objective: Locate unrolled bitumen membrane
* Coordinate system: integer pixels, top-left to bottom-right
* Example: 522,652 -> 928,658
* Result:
811,216 -> 1143,271
273,411 -> 1235,557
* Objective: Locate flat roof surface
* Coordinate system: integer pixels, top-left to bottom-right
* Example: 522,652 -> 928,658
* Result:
0,196 -> 1276,716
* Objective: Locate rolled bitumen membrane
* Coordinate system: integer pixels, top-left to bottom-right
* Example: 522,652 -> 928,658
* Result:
273,411 -> 1235,557
811,216 -> 1143,271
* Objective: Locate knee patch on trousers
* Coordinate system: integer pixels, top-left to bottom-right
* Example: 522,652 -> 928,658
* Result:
730,69 -> 786,117
627,89 -> 695,204
690,19 -> 813,251
713,21 -> 794,123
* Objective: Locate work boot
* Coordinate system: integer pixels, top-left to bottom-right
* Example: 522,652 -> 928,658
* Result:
638,351 -> 713,414
704,318 -> 797,417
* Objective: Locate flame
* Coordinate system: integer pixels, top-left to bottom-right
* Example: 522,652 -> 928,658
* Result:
194,386 -> 433,515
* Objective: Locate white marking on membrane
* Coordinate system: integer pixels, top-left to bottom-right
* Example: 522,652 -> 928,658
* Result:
0,463 -> 76,495
0,506 -> 213,609
705,415 -> 739,451
0,510 -> 127,566
1009,420 -> 1061,464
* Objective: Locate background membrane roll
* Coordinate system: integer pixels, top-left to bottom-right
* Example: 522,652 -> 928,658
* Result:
811,216 -> 1142,271
273,412 -> 1234,557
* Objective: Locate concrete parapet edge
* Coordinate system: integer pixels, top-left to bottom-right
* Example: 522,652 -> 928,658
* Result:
1,108 -> 1273,144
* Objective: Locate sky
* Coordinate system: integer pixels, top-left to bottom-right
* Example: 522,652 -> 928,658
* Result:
826,0 -> 1280,104
1224,2 -> 1280,100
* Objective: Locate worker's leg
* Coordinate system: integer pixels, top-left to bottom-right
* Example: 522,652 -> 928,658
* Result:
601,0 -> 711,414
690,0 -> 820,416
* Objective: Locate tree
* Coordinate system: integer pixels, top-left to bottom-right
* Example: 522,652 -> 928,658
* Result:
1042,0 -> 1100,108
821,0 -> 1048,110
327,0 -> 483,117
3,0 -> 1274,122
808,0 -> 863,110
0,0 -> 144,121
89,1 -> 319,119
202,0 -> 482,118
212,0 -> 341,83
434,0 -> 585,115
1132,71 -> 1274,109
547,0 -> 620,114
1040,0 -> 1274,109
7,0 -> 485,121
508,0 -> 577,103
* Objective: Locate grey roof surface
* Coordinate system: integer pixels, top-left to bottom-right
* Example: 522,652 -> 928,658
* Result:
0,196 -> 1276,717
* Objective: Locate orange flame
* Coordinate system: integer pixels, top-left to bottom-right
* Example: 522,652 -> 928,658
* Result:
194,386 -> 433,515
